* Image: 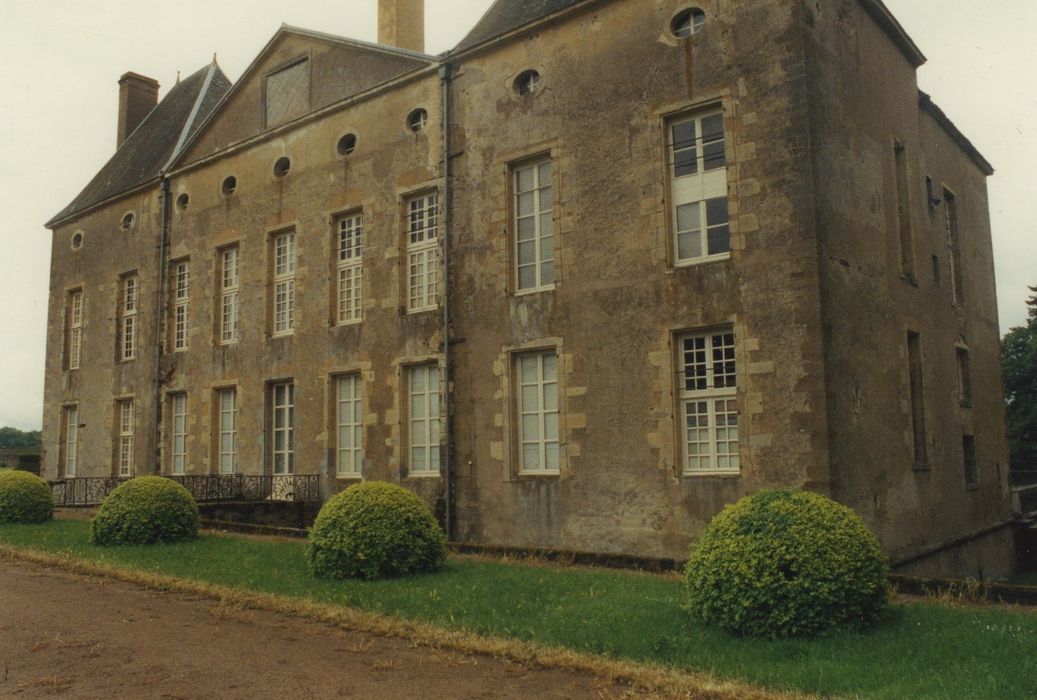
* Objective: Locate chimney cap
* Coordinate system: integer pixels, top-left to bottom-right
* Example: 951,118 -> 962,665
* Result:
118,72 -> 160,88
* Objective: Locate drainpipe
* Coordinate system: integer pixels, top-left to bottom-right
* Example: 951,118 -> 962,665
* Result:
153,177 -> 172,474
439,61 -> 454,539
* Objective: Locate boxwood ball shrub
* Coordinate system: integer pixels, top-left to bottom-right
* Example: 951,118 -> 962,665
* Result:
306,481 -> 446,580
0,469 -> 53,524
684,489 -> 889,638
91,476 -> 199,546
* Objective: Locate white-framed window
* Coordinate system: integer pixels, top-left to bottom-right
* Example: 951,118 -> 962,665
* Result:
336,213 -> 363,325
516,351 -> 560,474
677,330 -> 739,475
944,189 -> 964,305
270,381 -> 294,475
406,364 -> 440,476
62,405 -> 79,478
514,159 -> 555,292
669,110 -> 729,265
120,274 -> 138,361
216,388 -> 237,474
117,399 -> 134,477
219,247 -> 240,344
67,289 -> 83,370
272,232 -> 296,335
170,393 -> 187,475
406,192 -> 439,312
335,374 -> 363,477
172,261 -> 190,351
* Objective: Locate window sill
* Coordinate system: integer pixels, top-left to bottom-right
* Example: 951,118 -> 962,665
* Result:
334,320 -> 363,328
965,483 -> 980,492
683,471 -> 740,479
271,332 -> 295,339
517,471 -> 561,479
406,472 -> 442,480
672,253 -> 731,271
912,462 -> 931,473
513,285 -> 556,298
335,473 -> 363,481
406,307 -> 439,316
959,401 -> 973,409
218,341 -> 239,347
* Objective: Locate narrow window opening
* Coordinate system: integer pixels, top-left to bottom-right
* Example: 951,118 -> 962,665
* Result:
907,331 -> 928,469
963,435 -> 978,488
944,190 -> 964,305
894,140 -> 915,280
956,346 -> 973,407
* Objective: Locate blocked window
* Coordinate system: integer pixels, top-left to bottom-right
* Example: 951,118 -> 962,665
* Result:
219,247 -> 240,344
515,351 -> 560,475
406,364 -> 440,476
335,375 -> 363,477
170,393 -> 187,475
270,381 -> 294,475
335,212 -> 363,325
668,110 -> 729,265
265,58 -> 310,127
216,388 -> 237,475
172,260 -> 190,351
513,159 -> 555,292
677,330 -> 739,475
962,434 -> 978,487
956,347 -> 973,407
116,399 -> 134,477
272,232 -> 296,336
405,192 -> 439,312
907,331 -> 928,468
66,289 -> 83,370
119,274 -> 138,362
894,140 -> 915,279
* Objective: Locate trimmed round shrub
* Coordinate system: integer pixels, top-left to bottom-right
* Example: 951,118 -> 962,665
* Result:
0,470 -> 53,524
684,489 -> 889,638
306,481 -> 446,580
91,476 -> 199,546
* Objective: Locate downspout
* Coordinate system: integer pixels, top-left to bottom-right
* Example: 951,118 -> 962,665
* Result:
153,177 -> 171,474
439,61 -> 454,539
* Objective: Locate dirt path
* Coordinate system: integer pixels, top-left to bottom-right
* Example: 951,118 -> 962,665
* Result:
0,561 -> 628,699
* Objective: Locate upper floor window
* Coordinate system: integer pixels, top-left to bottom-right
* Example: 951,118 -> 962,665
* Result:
406,192 -> 439,312
172,261 -> 190,351
944,190 -> 964,305
272,232 -> 296,336
669,110 -> 729,265
336,212 -> 363,325
219,247 -> 240,345
956,346 -> 973,407
677,329 -> 739,476
119,274 -> 138,362
513,159 -> 555,292
66,289 -> 83,371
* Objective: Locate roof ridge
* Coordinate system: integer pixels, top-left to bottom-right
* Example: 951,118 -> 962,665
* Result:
162,62 -> 221,173
280,24 -> 436,61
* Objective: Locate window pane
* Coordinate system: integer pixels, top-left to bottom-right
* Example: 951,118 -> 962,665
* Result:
521,415 -> 540,440
516,168 -> 534,192
707,225 -> 730,256
678,231 -> 702,260
518,266 -> 537,290
537,162 -> 551,185
517,192 -> 535,217
676,203 -> 700,233
706,197 -> 729,226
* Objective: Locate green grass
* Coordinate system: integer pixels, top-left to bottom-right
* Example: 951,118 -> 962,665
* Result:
2,520 -> 1036,699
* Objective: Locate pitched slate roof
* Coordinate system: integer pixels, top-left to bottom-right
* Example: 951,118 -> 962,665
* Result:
454,0 -> 584,53
47,62 -> 231,228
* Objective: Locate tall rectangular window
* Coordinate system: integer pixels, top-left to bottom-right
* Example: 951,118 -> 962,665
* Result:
669,110 -> 729,265
678,330 -> 739,475
514,159 -> 554,292
407,364 -> 440,476
61,405 -> 79,478
117,399 -> 134,477
170,393 -> 187,475
962,434 -> 978,487
956,347 -> 973,407
172,260 -> 190,351
66,289 -> 83,370
894,141 -> 915,278
336,213 -> 363,325
907,331 -> 928,468
336,375 -> 363,477
219,247 -> 240,344
270,381 -> 294,475
944,190 -> 964,305
119,274 -> 138,361
406,192 -> 439,312
272,232 -> 296,335
516,351 -> 560,474
216,388 -> 237,474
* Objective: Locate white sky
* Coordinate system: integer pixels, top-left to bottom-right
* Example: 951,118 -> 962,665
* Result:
0,1 -> 1033,431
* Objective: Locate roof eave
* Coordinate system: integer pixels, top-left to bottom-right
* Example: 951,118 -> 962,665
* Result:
857,0 -> 927,68
918,91 -> 995,177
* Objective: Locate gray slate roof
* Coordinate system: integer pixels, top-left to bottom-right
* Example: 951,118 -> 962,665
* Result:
48,63 -> 231,228
455,0 -> 584,53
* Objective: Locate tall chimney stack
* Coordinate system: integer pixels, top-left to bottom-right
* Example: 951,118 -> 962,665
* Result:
117,72 -> 159,148
378,0 -> 425,53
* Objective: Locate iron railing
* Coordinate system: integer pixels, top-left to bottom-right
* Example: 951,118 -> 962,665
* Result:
52,474 -> 322,507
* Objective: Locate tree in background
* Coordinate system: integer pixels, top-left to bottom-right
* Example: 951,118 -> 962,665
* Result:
1003,286 -> 1037,474
0,427 -> 41,451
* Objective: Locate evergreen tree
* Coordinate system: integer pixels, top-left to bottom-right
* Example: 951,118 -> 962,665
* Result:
1003,286 -> 1037,473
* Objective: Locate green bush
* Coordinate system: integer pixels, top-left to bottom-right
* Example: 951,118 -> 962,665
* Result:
684,489 -> 889,638
306,481 -> 446,580
0,469 -> 53,524
91,476 -> 199,546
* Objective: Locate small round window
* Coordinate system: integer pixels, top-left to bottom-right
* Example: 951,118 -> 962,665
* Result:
71,231 -> 84,251
176,193 -> 190,210
337,133 -> 357,156
514,70 -> 541,96
407,108 -> 428,133
221,176 -> 237,196
274,157 -> 291,177
671,8 -> 706,38
120,212 -> 136,231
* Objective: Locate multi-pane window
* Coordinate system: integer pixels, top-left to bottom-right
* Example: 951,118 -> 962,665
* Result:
62,405 -> 79,478
516,351 -> 560,474
336,213 -> 363,325
336,375 -> 363,477
677,330 -> 739,475
67,290 -> 83,370
956,347 -> 973,407
219,247 -> 240,344
669,110 -> 729,264
172,261 -> 190,351
407,364 -> 440,476
406,192 -> 439,312
117,400 -> 134,477
216,388 -> 237,474
120,274 -> 138,361
944,190 -> 964,305
170,393 -> 187,475
514,160 -> 554,291
271,382 -> 294,475
272,232 -> 296,335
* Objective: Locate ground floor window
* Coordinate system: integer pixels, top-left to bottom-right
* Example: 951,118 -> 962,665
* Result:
270,382 -> 294,475
677,330 -> 739,475
406,364 -> 440,476
515,350 -> 560,474
336,375 -> 363,477
116,400 -> 134,477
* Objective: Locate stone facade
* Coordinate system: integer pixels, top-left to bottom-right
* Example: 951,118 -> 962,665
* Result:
41,0 -> 1015,578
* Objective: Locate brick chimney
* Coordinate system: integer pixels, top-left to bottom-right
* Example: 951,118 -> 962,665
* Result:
378,0 -> 425,53
117,72 -> 159,148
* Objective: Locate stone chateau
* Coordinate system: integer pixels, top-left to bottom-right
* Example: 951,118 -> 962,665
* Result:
42,0 -> 1016,577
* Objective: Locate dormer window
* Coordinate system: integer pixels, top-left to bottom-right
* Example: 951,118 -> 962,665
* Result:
265,58 -> 310,128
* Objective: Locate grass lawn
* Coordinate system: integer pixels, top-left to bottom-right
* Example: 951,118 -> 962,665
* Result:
2,520 -> 1035,699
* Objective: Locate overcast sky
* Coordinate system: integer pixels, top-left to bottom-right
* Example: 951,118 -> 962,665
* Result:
0,1 -> 1033,431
